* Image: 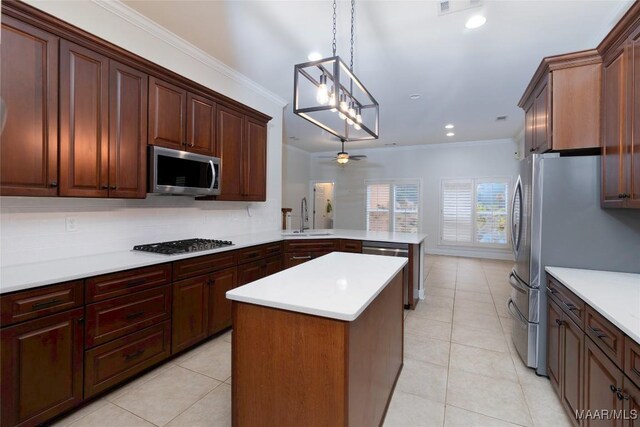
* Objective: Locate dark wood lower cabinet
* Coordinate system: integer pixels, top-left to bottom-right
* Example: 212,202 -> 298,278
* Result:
584,338 -> 625,427
264,255 -> 284,277
1,308 -> 84,427
563,315 -> 584,421
208,267 -> 237,335
548,298 -> 563,396
238,259 -> 264,286
624,378 -> 640,427
172,275 -> 209,354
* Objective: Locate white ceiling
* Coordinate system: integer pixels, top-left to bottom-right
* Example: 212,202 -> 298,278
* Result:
124,0 -> 632,152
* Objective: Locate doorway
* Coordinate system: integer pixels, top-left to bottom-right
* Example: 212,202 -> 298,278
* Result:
311,181 -> 335,229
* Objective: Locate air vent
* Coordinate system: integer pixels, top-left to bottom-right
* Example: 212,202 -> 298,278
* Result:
496,116 -> 508,121
438,0 -> 483,16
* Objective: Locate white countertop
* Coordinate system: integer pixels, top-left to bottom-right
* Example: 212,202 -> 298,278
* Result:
226,252 -> 407,321
545,267 -> 640,344
0,229 -> 426,294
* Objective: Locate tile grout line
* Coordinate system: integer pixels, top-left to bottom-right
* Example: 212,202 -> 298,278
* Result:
441,258 -> 458,426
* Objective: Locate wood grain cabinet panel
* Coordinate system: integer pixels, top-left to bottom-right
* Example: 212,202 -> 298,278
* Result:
533,77 -> 550,154
172,276 -> 209,353
0,16 -> 59,196
548,297 -> 563,397
59,40 -> 110,197
187,93 -> 216,156
237,259 -> 264,286
108,60 -> 148,199
1,308 -> 84,427
172,250 -> 237,281
148,77 -> 187,150
562,316 -> 583,423
244,118 -> 267,201
86,285 -> 171,348
586,306 -> 625,368
0,281 -> 83,327
84,321 -> 171,398
625,337 -> 640,388
208,267 -> 237,335
86,264 -> 172,303
624,378 -> 640,427
216,106 -> 244,200
584,338 -> 625,427
264,254 -> 284,277
628,27 -> 640,208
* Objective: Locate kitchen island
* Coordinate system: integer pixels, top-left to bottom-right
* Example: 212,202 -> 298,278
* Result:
227,252 -> 407,426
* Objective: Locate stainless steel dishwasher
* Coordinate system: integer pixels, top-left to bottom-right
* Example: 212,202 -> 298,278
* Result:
362,241 -> 410,308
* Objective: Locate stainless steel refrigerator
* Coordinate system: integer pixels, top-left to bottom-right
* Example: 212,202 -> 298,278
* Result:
507,154 -> 640,376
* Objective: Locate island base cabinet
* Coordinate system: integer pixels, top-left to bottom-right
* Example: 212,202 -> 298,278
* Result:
231,271 -> 403,426
1,308 -> 84,427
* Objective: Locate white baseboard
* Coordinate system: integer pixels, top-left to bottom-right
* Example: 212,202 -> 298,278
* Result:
425,247 -> 514,261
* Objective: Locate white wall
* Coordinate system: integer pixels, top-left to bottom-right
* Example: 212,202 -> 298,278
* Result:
307,139 -> 520,259
281,145 -> 311,230
0,1 -> 285,267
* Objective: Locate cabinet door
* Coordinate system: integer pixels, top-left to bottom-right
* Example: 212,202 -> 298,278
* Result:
1,308 -> 84,427
238,259 -> 265,286
562,316 -> 583,424
602,47 -> 627,208
584,338 -> 625,427
524,102 -> 535,156
216,106 -> 244,200
243,118 -> 268,201
148,77 -> 186,150
533,77 -> 550,153
187,93 -> 216,156
547,298 -> 563,397
208,267 -> 237,335
623,377 -> 640,427
109,61 -> 148,199
264,255 -> 284,277
0,17 -> 58,196
628,28 -> 640,208
59,41 -> 109,197
172,275 -> 209,353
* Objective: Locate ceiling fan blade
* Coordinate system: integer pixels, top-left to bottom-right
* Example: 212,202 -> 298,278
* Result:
350,155 -> 367,159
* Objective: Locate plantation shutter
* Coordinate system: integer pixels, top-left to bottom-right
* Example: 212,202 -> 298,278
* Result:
475,181 -> 509,244
441,180 -> 473,243
366,183 -> 391,232
393,184 -> 419,233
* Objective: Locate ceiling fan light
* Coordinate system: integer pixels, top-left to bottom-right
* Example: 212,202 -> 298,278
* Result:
337,152 -> 349,164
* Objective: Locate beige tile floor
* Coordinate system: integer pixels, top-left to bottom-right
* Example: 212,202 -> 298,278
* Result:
53,255 -> 573,427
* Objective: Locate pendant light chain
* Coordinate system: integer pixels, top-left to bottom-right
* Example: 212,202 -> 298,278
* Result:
332,0 -> 337,57
350,0 -> 355,71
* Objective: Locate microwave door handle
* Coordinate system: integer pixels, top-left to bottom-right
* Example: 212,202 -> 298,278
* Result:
208,160 -> 216,192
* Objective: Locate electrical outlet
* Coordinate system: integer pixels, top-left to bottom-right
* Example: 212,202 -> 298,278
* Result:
65,217 -> 78,232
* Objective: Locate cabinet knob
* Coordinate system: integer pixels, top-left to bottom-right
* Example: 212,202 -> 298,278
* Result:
189,143 -> 195,147
101,184 -> 109,189
529,148 -> 536,153
110,185 -> 117,190
50,181 -> 58,188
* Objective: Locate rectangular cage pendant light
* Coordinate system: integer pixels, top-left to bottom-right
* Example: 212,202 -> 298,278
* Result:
293,55 -> 379,141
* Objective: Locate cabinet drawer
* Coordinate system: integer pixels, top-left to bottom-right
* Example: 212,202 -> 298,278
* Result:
84,321 -> 171,398
339,239 -> 362,253
263,242 -> 283,257
547,277 -> 585,328
284,239 -> 337,252
585,305 -> 625,368
86,285 -> 171,348
625,337 -> 640,387
0,281 -> 83,327
86,264 -> 171,303
237,246 -> 263,264
172,251 -> 237,281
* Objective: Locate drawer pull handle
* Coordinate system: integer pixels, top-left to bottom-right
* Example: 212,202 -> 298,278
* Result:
589,327 -> 607,339
564,302 -> 578,312
127,279 -> 146,288
125,311 -> 145,320
546,286 -> 557,294
617,391 -> 630,401
291,255 -> 312,260
124,349 -> 145,361
31,299 -> 62,309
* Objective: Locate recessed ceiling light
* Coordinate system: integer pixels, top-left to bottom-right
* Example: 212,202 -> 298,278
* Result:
465,15 -> 486,29
446,132 -> 455,137
445,124 -> 454,129
307,52 -> 323,61
409,94 -> 421,100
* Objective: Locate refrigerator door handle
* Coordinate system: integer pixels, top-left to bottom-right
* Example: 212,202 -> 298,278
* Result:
511,177 -> 523,258
509,271 -> 529,294
507,298 -> 528,325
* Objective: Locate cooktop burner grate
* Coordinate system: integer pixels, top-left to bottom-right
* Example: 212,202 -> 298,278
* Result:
133,238 -> 233,255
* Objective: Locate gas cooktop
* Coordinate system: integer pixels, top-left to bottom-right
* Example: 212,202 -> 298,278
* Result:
133,238 -> 233,255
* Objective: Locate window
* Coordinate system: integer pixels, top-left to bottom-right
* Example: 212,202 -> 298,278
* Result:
440,178 -> 509,247
366,180 -> 420,233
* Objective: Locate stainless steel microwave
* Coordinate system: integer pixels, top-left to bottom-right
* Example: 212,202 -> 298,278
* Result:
148,146 -> 221,196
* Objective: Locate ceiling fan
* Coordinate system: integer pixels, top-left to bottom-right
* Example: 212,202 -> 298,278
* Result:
319,140 -> 367,164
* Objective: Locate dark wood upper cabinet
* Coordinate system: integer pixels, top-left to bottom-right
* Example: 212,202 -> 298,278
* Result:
187,93 -> 217,156
109,60 -> 148,199
59,40 -> 110,198
519,50 -> 601,156
0,17 -> 59,196
148,76 -> 187,150
244,118 -> 268,201
599,4 -> 640,208
1,308 -> 84,427
216,106 -> 245,200
172,275 -> 209,354
208,267 -> 237,335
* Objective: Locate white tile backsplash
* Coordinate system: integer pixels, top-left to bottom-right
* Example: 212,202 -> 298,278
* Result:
0,195 -> 279,267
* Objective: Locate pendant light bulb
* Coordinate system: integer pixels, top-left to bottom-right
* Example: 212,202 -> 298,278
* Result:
339,93 -> 348,112
356,107 -> 362,124
316,74 -> 329,105
329,87 -> 337,112
348,101 -> 356,119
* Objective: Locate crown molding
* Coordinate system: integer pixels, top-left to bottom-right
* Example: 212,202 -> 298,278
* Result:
91,0 -> 288,108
